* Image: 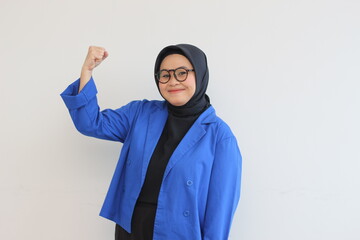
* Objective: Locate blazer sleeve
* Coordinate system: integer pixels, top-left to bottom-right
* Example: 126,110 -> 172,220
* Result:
202,136 -> 242,240
60,77 -> 139,142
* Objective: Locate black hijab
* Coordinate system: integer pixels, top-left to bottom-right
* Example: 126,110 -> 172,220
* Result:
154,44 -> 211,117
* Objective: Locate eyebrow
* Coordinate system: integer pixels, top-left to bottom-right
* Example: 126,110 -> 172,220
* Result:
160,66 -> 190,71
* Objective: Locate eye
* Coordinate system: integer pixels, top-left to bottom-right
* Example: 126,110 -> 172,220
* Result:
176,69 -> 187,76
160,70 -> 170,78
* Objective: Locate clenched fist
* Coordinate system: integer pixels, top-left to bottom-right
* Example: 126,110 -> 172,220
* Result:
82,46 -> 109,71
79,46 -> 109,93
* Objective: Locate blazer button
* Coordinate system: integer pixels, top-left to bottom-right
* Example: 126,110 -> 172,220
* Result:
183,210 -> 190,217
186,180 -> 193,186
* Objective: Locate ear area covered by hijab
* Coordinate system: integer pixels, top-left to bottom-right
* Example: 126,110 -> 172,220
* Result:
154,44 -> 211,117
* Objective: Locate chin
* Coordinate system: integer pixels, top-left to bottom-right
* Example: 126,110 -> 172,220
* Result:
168,101 -> 185,107
166,98 -> 188,107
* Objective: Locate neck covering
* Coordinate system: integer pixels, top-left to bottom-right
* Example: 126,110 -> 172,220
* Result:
154,44 -> 211,117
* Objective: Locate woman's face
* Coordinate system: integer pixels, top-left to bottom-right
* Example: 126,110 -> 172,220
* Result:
158,54 -> 196,106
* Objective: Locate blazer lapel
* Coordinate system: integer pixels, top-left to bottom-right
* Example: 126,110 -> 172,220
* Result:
163,120 -> 206,180
143,105 -> 216,181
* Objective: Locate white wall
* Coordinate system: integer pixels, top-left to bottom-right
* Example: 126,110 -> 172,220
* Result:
1,0 -> 359,239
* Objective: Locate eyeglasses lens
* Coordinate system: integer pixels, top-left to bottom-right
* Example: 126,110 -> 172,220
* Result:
175,68 -> 188,81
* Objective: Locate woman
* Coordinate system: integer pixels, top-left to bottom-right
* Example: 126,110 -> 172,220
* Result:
61,44 -> 242,240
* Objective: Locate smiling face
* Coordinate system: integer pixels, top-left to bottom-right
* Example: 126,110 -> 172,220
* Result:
158,54 -> 196,106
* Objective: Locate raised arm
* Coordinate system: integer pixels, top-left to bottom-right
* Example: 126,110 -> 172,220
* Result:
61,46 -> 139,142
79,46 -> 108,93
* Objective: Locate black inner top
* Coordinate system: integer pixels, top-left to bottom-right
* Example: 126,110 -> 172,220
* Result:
136,112 -> 200,204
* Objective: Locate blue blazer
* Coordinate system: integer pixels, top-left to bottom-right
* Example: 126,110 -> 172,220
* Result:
61,78 -> 242,240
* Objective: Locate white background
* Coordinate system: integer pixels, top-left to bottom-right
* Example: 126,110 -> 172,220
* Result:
1,0 -> 359,239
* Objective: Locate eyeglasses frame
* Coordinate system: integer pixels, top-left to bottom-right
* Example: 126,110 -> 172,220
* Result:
155,67 -> 195,84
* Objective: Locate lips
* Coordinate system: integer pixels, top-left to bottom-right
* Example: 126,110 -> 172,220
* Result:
168,89 -> 185,93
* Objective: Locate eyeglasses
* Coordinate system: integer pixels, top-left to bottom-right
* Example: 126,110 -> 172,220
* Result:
155,67 -> 195,84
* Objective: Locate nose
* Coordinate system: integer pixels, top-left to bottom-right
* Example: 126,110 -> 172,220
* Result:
168,71 -> 179,85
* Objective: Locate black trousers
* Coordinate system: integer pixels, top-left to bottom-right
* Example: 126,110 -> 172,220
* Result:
115,202 -> 157,240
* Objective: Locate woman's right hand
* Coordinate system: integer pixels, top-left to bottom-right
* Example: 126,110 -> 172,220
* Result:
79,46 -> 108,93
82,46 -> 109,72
